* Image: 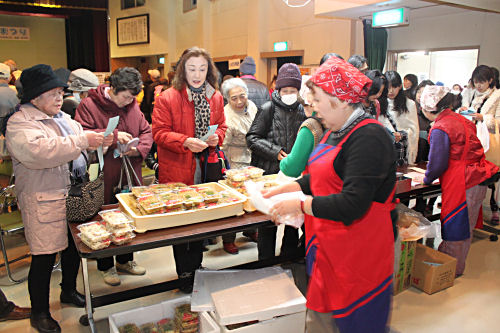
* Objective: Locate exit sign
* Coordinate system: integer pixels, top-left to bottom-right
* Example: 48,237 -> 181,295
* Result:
274,41 -> 288,52
372,8 -> 409,28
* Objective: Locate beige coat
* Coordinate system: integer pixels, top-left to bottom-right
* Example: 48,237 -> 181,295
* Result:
6,104 -> 88,255
478,88 -> 500,133
222,100 -> 257,169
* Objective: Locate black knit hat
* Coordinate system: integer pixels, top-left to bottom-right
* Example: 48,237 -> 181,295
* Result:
20,64 -> 68,104
275,63 -> 302,90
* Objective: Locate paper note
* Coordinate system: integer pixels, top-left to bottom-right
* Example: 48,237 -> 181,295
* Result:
88,163 -> 99,181
104,116 -> 119,137
200,124 -> 218,142
97,116 -> 120,170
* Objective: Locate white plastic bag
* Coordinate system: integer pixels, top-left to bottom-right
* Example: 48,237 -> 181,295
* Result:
396,203 -> 441,241
477,120 -> 490,152
245,181 -> 305,228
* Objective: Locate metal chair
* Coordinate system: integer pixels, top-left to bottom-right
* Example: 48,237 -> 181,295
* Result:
0,184 -> 29,283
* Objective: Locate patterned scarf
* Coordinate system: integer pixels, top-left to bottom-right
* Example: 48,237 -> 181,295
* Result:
53,111 -> 87,178
190,84 -> 211,139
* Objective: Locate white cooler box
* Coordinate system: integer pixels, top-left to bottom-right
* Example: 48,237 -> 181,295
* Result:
192,267 -> 307,333
109,295 -> 219,333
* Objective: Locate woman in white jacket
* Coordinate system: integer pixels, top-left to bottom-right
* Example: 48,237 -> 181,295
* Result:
220,78 -> 258,254
379,71 -> 419,165
470,65 -> 500,225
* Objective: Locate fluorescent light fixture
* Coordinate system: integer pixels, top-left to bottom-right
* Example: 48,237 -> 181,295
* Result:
159,57 -> 165,64
274,41 -> 288,52
372,8 -> 409,28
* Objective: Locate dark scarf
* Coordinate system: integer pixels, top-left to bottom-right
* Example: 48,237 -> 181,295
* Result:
190,84 -> 211,139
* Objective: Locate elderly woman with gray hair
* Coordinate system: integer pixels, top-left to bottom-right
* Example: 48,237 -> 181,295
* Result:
220,78 -> 258,254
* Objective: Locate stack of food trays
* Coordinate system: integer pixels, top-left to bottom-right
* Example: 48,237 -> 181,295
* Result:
99,209 -> 136,245
77,221 -> 111,250
220,167 -> 281,211
129,183 -> 241,215
116,182 -> 246,232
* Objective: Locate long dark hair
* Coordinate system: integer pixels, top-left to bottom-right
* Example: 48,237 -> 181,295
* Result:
404,74 -> 418,101
172,46 -> 219,91
385,71 -> 409,114
365,70 -> 387,115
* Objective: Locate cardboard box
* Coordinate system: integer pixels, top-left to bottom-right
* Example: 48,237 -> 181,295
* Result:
109,295 -> 219,333
192,268 -> 306,333
394,240 -> 417,295
411,243 -> 457,294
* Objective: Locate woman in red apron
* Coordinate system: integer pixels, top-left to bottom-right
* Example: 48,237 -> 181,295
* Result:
264,57 -> 397,333
420,85 -> 499,276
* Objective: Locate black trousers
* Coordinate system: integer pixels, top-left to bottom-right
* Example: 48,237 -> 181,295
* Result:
172,241 -> 203,277
28,228 -> 80,315
257,223 -> 301,261
0,289 -> 15,318
97,253 -> 133,271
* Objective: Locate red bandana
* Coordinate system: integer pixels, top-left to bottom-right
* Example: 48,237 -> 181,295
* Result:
311,57 -> 372,103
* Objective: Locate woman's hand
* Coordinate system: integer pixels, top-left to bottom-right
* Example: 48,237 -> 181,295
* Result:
458,106 -> 468,112
117,131 -> 133,144
269,199 -> 301,224
472,113 -> 483,121
184,137 -> 209,153
103,132 -> 114,148
205,134 -> 219,147
85,131 -> 104,150
123,147 -> 141,157
393,132 -> 402,143
262,182 -> 301,198
278,150 -> 288,161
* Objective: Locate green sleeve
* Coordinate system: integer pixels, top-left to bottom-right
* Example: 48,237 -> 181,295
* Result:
279,127 -> 315,177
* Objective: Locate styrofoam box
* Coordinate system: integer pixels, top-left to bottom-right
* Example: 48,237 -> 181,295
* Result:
117,182 -> 247,233
192,268 -> 306,333
108,295 -> 219,333
210,310 -> 305,333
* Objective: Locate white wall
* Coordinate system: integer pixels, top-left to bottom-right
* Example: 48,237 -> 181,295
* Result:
387,11 -> 500,70
108,0 -> 363,81
0,14 -> 67,70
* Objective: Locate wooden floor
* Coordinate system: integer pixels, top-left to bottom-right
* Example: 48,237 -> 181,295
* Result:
0,209 -> 499,333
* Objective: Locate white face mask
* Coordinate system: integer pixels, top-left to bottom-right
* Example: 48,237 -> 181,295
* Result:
73,92 -> 81,103
281,93 -> 298,105
451,89 -> 461,95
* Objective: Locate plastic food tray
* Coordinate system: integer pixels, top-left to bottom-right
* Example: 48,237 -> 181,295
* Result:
116,182 -> 247,233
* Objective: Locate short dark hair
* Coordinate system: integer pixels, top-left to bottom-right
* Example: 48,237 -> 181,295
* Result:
109,67 -> 142,96
320,53 -> 344,65
173,46 -> 219,91
433,92 -> 462,113
491,66 -> 500,89
347,54 -> 367,70
471,65 -> 494,88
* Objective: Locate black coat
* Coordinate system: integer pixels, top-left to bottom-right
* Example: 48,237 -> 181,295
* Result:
241,77 -> 271,110
246,91 -> 306,174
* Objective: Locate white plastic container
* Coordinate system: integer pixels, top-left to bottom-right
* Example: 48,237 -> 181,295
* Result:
108,295 -> 219,333
116,182 -> 247,233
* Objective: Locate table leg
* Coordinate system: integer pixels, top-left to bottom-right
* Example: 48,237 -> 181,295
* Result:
81,257 -> 97,332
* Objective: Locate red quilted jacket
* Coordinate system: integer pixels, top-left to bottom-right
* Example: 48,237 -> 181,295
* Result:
152,86 -> 227,185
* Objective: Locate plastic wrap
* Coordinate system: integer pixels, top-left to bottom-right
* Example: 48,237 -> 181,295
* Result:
396,203 -> 441,241
245,181 -> 305,228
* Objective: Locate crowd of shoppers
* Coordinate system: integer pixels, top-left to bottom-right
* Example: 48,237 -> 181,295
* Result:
2,48 -> 500,333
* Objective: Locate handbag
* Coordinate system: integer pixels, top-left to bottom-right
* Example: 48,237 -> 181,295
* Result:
66,153 -> 104,223
112,155 -> 143,197
200,145 -> 230,183
486,119 -> 500,167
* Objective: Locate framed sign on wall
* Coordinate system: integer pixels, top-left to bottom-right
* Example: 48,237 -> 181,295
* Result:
117,14 -> 149,46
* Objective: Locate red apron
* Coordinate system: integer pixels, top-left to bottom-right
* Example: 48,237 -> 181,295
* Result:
306,119 -> 395,333
434,115 -> 471,241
